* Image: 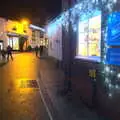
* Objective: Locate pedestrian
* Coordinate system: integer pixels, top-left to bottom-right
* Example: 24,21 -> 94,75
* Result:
39,45 -> 43,57
35,45 -> 39,57
7,45 -> 13,61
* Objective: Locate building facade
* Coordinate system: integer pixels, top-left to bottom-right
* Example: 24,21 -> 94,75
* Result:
46,17 -> 62,61
0,17 -> 8,50
2,18 -> 32,51
0,18 -> 46,51
47,0 -> 120,119
30,24 -> 48,48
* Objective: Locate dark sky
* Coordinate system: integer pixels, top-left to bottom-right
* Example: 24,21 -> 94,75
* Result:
0,0 -> 62,26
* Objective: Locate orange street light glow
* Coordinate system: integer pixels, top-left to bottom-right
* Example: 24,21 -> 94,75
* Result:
21,19 -> 30,25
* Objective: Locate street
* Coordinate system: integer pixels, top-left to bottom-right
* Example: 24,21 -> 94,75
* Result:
0,52 -> 50,120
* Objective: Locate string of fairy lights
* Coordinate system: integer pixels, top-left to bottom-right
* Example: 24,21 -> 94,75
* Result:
102,12 -> 120,98
47,2 -> 96,36
47,0 -> 118,98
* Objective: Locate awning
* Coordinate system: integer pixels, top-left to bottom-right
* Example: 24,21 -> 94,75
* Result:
7,32 -> 28,38
7,32 -> 19,37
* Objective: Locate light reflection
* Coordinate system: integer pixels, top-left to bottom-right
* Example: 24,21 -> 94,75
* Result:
1,53 -> 39,119
15,78 -> 33,94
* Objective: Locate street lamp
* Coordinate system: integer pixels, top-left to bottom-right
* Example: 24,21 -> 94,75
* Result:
21,19 -> 30,25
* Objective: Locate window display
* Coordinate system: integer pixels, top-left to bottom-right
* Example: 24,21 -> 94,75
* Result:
8,37 -> 19,50
77,12 -> 101,62
13,37 -> 19,50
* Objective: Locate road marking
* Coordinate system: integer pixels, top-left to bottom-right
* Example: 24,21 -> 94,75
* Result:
37,77 -> 53,120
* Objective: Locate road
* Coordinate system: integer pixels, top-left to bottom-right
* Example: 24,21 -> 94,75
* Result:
0,52 -> 50,120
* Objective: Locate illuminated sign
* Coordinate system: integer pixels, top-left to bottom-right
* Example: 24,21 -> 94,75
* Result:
107,12 -> 120,46
106,12 -> 120,66
106,48 -> 120,66
6,20 -> 29,35
30,24 -> 45,32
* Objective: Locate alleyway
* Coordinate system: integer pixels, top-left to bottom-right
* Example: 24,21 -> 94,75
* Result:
0,52 -> 50,120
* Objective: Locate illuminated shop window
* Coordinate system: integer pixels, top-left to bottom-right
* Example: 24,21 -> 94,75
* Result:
9,37 -> 13,48
76,11 -> 101,62
8,37 -> 19,50
32,31 -> 35,41
13,37 -> 19,50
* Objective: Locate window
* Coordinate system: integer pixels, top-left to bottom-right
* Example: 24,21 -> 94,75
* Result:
40,31 -> 44,38
32,31 -> 35,41
76,12 -> 101,62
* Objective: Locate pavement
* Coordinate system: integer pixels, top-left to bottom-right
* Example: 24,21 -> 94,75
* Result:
0,52 -> 110,120
38,57 -> 110,120
0,52 -> 50,120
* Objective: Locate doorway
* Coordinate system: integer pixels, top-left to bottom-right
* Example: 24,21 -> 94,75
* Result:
8,37 -> 19,50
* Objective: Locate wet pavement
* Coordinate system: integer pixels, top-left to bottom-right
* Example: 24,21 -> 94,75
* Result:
0,52 -> 50,120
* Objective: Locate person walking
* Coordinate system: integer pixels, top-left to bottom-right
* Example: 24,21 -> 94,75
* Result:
39,45 -> 43,57
35,45 -> 39,57
7,45 -> 13,61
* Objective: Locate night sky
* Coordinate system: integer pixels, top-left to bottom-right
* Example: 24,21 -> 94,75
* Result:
0,0 -> 62,26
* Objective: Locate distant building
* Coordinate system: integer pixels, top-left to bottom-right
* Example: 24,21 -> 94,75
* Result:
0,17 -> 32,50
29,24 -> 48,48
0,17 -> 46,51
6,19 -> 32,50
0,17 -> 8,50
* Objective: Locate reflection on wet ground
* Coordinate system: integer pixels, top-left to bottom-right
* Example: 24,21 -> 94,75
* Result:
0,53 -> 50,120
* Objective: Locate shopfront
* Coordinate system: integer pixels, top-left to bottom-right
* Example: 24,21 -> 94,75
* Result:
7,33 -> 28,51
76,10 -> 101,62
8,34 -> 19,50
47,0 -> 120,119
6,19 -> 31,51
65,1 -> 120,120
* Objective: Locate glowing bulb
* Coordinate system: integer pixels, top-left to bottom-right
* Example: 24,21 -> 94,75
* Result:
113,0 -> 117,3
115,85 -> 119,89
104,55 -> 106,59
109,93 -> 112,97
117,73 -> 120,78
109,84 -> 112,88
105,78 -> 109,83
105,66 -> 110,72
21,19 -> 30,25
110,70 -> 114,74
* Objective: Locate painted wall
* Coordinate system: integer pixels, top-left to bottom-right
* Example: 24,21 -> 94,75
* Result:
47,23 -> 62,61
0,18 -> 8,49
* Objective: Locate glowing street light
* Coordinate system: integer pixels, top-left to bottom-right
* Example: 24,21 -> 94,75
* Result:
21,19 -> 30,25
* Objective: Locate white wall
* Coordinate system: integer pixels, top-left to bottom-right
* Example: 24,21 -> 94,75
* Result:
48,24 -> 62,61
0,18 -> 8,49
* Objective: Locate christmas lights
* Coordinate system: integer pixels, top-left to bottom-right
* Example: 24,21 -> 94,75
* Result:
47,0 -> 118,98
